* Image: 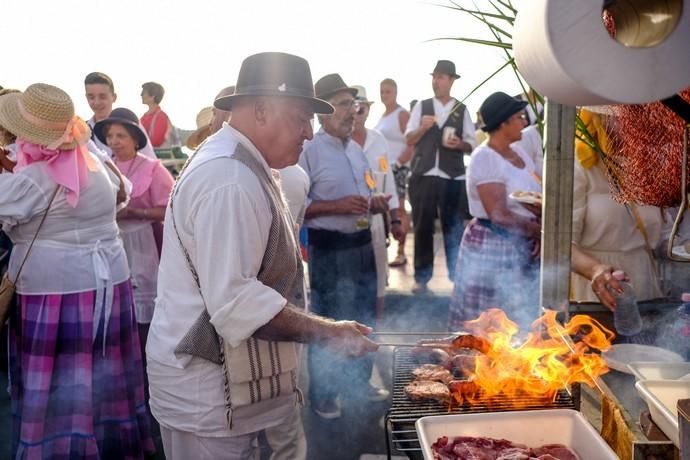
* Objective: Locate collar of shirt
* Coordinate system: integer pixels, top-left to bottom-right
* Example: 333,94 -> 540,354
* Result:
217,124 -> 273,178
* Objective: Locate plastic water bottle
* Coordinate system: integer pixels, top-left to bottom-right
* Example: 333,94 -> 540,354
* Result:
656,293 -> 690,359
611,271 -> 642,336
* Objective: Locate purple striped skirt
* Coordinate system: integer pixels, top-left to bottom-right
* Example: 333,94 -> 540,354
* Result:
9,280 -> 155,459
448,218 -> 540,331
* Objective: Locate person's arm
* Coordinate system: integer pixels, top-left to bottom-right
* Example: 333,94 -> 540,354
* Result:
304,196 -> 369,218
118,206 -> 166,221
0,147 -> 16,172
571,244 -> 624,311
398,109 -> 410,134
254,306 -> 378,357
477,182 -> 541,238
405,103 -> 434,146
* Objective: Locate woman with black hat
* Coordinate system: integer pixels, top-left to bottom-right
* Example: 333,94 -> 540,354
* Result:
94,108 -> 174,337
448,92 -> 542,329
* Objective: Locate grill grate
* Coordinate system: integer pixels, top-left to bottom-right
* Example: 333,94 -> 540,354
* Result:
385,347 -> 579,459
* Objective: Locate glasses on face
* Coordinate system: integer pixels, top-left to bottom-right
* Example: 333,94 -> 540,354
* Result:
332,98 -> 360,111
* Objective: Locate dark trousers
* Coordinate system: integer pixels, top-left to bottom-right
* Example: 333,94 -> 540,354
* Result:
408,175 -> 468,284
307,229 -> 377,402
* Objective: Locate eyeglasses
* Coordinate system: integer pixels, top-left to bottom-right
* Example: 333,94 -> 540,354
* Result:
332,98 -> 360,111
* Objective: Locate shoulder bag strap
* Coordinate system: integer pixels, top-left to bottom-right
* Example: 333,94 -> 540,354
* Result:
13,186 -> 60,282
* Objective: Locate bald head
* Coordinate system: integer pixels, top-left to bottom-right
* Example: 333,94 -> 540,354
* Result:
210,85 -> 236,134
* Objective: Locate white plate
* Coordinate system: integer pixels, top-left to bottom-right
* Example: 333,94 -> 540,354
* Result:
635,380 -> 690,447
628,361 -> 690,381
415,409 -> 617,460
671,245 -> 690,260
603,344 -> 684,374
509,191 -> 542,205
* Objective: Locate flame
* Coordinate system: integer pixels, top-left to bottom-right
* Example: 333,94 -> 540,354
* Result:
453,308 -> 614,406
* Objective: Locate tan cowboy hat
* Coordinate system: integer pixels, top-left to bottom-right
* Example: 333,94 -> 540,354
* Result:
352,85 -> 374,105
185,106 -> 214,149
0,83 -> 90,149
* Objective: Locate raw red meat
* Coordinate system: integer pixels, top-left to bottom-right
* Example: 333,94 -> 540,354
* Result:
431,436 -> 580,460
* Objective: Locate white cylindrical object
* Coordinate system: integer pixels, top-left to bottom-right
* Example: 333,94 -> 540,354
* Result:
513,0 -> 690,106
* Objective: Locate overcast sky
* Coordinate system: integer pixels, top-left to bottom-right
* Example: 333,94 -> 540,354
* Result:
4,0 -> 525,130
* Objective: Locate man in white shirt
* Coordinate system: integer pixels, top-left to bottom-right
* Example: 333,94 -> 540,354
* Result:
146,52 -> 378,460
84,72 -> 156,159
405,60 -> 477,294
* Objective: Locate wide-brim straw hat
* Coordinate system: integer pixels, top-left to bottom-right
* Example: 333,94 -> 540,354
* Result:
185,106 -> 214,149
215,52 -> 333,115
0,83 -> 87,150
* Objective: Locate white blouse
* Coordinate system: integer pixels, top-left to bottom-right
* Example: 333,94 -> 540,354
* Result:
467,144 -> 541,219
0,154 -> 130,295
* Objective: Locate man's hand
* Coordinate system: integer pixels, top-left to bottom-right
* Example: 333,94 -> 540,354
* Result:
444,135 -> 461,150
369,194 -> 391,214
420,115 -> 436,131
336,195 -> 369,215
325,320 -> 379,357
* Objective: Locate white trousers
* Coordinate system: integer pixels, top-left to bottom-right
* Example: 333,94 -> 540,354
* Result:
160,406 -> 306,460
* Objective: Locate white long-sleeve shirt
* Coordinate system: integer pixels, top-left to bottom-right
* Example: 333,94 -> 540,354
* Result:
146,124 -> 294,437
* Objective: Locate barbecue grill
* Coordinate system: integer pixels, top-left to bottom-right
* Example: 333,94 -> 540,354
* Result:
385,347 -> 580,460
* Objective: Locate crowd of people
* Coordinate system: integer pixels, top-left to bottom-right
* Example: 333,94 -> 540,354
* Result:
0,51 -> 687,459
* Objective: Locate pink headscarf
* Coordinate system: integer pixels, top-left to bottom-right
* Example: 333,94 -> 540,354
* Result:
15,139 -> 98,207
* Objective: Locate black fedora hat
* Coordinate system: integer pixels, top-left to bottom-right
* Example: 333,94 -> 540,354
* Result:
430,60 -> 460,79
479,92 -> 528,132
214,52 -> 333,114
93,107 -> 148,150
314,73 -> 358,102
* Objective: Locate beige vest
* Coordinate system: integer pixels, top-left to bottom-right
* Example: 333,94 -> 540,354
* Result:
172,142 -> 305,428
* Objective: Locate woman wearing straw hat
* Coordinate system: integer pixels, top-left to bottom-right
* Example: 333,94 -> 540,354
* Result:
94,108 -> 174,338
0,84 -> 154,458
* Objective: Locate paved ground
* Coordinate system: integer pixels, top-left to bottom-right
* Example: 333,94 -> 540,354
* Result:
0,232 -> 454,460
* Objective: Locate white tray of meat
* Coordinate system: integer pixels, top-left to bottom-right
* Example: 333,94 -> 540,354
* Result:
416,409 -> 618,459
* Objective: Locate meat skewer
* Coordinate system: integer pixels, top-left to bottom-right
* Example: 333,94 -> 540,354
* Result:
378,333 -> 492,355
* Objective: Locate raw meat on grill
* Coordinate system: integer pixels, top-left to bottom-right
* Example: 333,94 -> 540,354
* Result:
404,380 -> 451,402
412,364 -> 454,384
431,436 -> 580,460
418,333 -> 492,354
410,347 -> 452,368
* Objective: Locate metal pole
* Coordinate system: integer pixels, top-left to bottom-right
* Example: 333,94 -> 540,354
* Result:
540,101 -> 576,318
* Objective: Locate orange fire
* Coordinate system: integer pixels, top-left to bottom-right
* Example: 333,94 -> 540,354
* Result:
453,308 -> 614,405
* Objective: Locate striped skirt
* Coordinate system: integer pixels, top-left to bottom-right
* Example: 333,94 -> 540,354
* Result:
448,218 -> 540,331
9,280 -> 155,459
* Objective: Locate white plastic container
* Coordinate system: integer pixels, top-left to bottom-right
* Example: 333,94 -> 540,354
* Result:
415,409 -> 617,460
635,379 -> 690,447
628,361 -> 690,381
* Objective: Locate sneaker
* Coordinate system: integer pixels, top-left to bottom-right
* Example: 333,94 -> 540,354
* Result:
366,384 -> 390,402
311,398 -> 341,419
388,254 -> 407,267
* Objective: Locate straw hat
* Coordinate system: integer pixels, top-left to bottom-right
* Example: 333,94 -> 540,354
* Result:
0,83 -> 89,149
185,106 -> 214,149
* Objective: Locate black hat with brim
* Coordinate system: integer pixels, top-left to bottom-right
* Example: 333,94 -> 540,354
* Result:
431,60 -> 460,79
93,107 -> 148,150
314,73 -> 359,102
480,92 -> 529,132
214,52 -> 333,114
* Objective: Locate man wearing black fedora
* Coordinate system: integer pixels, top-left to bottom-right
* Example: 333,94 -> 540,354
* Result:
298,73 -> 392,419
146,53 -> 379,458
405,59 -> 477,294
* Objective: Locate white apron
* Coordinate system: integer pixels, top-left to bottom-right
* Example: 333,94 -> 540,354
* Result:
119,220 -> 159,323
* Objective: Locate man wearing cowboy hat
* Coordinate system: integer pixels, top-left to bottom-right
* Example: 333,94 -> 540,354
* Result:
298,74 -> 392,420
405,59 -> 477,294
145,53 -> 378,459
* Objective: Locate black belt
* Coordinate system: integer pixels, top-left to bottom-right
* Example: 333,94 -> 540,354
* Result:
308,228 -> 371,250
